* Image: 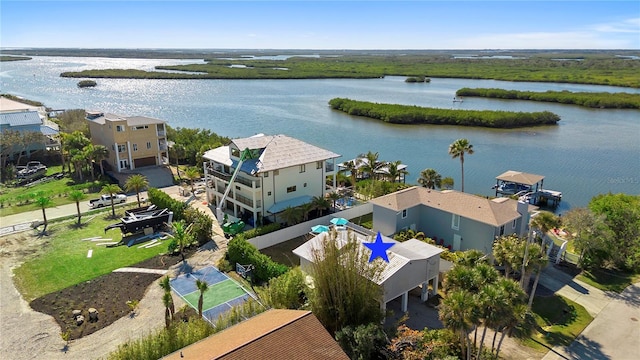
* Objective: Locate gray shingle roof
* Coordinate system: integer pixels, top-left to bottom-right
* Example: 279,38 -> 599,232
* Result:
231,134 -> 340,173
370,186 -> 528,227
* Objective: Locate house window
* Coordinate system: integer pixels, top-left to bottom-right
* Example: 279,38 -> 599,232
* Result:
303,182 -> 307,187
287,186 -> 296,193
132,144 -> 138,151
147,142 -> 151,149
267,191 -> 272,196
264,172 -> 269,178
499,225 -> 505,236
451,214 -> 460,230
299,164 -> 305,173
132,125 -> 148,130
117,144 -> 126,153
116,125 -> 125,132
111,145 -> 115,151
512,219 -> 517,229
231,148 -> 240,157
316,161 -> 323,169
402,209 -> 407,219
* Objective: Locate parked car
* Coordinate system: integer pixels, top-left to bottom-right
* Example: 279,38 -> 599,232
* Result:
89,194 -> 127,208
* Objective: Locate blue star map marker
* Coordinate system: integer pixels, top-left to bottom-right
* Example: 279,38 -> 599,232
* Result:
363,231 -> 395,263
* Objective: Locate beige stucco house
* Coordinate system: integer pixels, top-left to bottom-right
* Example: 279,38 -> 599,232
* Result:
86,111 -> 169,172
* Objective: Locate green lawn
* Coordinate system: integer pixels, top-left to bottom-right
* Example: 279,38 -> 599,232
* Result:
522,295 -> 593,351
13,213 -> 169,301
350,213 -> 373,229
0,166 -> 109,217
577,269 -> 640,293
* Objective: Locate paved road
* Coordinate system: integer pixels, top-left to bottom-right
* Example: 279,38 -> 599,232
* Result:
0,192 -> 147,235
540,265 -> 640,360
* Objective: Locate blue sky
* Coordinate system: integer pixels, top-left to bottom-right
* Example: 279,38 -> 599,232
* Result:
1,1 -> 639,49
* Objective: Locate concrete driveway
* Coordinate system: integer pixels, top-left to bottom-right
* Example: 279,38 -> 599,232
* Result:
540,264 -> 640,360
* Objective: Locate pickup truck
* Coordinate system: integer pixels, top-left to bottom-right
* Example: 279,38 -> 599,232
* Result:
89,194 -> 127,208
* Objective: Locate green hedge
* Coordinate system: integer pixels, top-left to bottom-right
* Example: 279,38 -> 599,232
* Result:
456,87 -> 640,109
226,235 -> 289,284
240,222 -> 281,239
147,188 -> 212,244
329,98 -> 560,128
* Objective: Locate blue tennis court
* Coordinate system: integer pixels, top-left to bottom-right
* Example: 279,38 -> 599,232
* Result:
170,266 -> 255,323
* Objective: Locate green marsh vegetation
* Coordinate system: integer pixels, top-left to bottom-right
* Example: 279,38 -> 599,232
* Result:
329,97 -> 561,128
60,53 -> 640,88
457,88 -> 640,109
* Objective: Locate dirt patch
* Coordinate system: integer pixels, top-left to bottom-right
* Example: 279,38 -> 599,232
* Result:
29,249 -> 197,341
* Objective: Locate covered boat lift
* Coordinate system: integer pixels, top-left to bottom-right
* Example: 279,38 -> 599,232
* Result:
494,170 -> 562,207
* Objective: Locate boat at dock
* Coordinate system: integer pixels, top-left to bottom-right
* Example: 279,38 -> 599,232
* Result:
494,170 -> 562,207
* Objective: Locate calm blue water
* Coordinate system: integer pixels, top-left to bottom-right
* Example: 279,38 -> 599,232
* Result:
1,56 -> 639,213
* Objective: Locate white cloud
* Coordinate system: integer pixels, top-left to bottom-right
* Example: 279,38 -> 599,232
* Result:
592,17 -> 640,33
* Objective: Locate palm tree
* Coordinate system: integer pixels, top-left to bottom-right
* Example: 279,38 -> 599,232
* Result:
184,166 -> 201,195
195,279 -> 209,318
68,190 -> 87,226
327,191 -> 341,211
101,183 -> 123,217
70,150 -> 85,181
477,284 -> 507,360
281,206 -> 303,226
360,151 -> 386,180
418,168 -> 442,189
300,202 -> 314,222
168,221 -> 193,263
312,195 -> 330,217
125,174 -> 149,207
439,289 -> 477,360
448,138 -> 474,192
530,211 -> 561,241
83,143 -> 96,180
92,144 -> 109,176
385,160 -> 408,183
526,243 -> 548,309
162,292 -> 173,328
340,159 -> 359,186
35,195 -> 53,234
159,276 -> 175,318
492,234 -> 524,280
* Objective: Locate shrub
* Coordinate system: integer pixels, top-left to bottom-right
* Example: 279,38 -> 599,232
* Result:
226,235 -> 289,283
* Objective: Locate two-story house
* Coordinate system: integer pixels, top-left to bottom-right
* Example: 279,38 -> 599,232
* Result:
370,186 -> 537,254
86,111 -> 169,172
0,96 -> 60,162
203,134 -> 340,227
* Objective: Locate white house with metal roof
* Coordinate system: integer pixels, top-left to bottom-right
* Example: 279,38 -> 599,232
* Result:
293,229 -> 442,313
203,134 -> 341,227
370,186 -> 536,254
0,96 -> 60,162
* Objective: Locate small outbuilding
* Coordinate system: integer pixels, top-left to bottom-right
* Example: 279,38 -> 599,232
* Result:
293,228 -> 442,314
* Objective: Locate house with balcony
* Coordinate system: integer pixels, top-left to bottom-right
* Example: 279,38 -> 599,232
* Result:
203,134 -> 340,227
86,111 -> 169,172
370,186 -> 537,254
0,96 -> 60,162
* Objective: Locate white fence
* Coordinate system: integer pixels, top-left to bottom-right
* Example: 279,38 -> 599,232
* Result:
248,203 -> 373,250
